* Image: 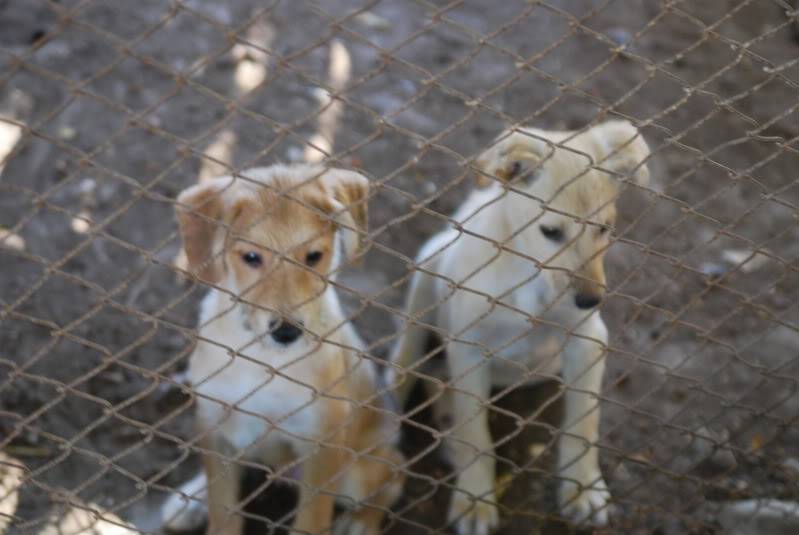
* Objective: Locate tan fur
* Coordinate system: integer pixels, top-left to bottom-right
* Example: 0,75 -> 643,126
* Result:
173,164 -> 404,535
202,437 -> 243,535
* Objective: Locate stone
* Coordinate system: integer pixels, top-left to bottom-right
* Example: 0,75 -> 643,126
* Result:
670,426 -> 737,474
716,499 -> 799,535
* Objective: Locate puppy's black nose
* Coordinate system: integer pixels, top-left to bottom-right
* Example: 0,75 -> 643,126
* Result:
574,294 -> 602,309
269,320 -> 303,345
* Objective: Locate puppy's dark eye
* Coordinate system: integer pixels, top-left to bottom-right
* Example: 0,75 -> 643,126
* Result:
242,251 -> 262,267
540,225 -> 564,242
508,161 -> 523,179
599,224 -> 611,236
305,251 -> 323,267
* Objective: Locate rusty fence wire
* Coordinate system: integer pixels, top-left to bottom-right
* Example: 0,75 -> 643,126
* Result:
2,0 -> 799,534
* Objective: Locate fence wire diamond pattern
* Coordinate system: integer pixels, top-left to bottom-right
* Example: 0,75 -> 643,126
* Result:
2,1 -> 799,534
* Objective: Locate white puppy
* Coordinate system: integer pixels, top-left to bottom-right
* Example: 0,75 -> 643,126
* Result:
389,121 -> 651,534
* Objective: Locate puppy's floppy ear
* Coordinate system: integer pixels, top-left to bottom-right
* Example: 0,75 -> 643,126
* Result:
321,169 -> 370,260
175,177 -> 235,283
474,131 -> 545,189
473,157 -> 493,189
591,120 -> 651,186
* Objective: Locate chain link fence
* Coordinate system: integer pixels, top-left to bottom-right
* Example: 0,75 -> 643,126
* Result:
2,0 -> 799,534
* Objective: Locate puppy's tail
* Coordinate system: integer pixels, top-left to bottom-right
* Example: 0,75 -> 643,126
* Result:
388,267 -> 439,409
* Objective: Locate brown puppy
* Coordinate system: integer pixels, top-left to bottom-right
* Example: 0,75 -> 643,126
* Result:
167,164 -> 404,535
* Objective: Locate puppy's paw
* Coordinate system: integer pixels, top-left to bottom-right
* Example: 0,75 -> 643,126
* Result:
448,491 -> 499,535
332,516 -> 356,535
161,472 -> 208,531
332,513 -> 378,535
558,477 -> 611,526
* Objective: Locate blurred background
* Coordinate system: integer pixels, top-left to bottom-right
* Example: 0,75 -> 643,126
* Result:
1,1 -> 799,534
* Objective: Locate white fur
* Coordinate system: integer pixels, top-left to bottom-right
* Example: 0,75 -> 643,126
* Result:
162,473 -> 207,532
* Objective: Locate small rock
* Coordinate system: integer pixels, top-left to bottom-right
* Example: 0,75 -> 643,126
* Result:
34,40 -> 70,61
25,429 -> 40,445
234,59 -> 267,94
671,426 -> 737,474
399,79 -> 416,95
782,457 -> 799,474
101,371 -> 125,384
186,2 -> 231,25
528,443 -> 547,459
721,248 -> 770,273
0,119 -> 22,167
70,211 -> 92,234
365,92 -> 404,114
606,27 -> 642,61
388,108 -> 438,135
286,145 -> 303,162
0,229 -> 25,251
700,261 -> 727,281
78,178 -> 96,194
353,11 -> 392,32
57,125 -> 77,141
716,499 -> 799,535
309,86 -> 329,103
612,462 -> 632,482
607,27 -> 634,47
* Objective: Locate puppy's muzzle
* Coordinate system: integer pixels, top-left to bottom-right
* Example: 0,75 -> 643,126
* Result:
269,319 -> 304,345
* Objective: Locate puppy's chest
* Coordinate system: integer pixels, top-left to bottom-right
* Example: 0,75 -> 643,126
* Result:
478,307 -> 561,355
191,341 -> 326,459
457,283 -> 565,380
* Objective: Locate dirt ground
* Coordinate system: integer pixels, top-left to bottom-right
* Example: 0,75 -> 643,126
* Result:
2,0 -> 799,534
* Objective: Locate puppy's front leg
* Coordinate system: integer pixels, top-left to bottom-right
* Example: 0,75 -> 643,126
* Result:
202,438 -> 243,535
445,343 -> 499,535
558,316 -> 610,526
292,440 -> 346,534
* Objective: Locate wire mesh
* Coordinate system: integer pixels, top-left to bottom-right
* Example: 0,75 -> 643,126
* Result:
2,1 -> 799,534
